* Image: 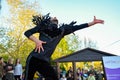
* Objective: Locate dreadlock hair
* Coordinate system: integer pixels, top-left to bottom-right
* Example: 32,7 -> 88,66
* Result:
32,13 -> 51,30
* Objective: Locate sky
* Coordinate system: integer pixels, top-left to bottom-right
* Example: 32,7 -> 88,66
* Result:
0,0 -> 120,55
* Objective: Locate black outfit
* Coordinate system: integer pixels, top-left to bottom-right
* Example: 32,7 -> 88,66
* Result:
14,75 -> 21,80
88,70 -> 97,80
24,23 -> 89,80
4,64 -> 15,80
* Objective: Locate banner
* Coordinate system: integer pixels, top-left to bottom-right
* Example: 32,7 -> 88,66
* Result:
103,56 -> 120,80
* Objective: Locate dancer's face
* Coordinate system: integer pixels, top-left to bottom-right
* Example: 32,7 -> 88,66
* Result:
50,17 -> 58,25
44,17 -> 61,37
46,17 -> 59,32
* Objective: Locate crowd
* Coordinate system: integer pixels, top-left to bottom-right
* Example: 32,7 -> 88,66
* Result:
0,56 -> 104,80
59,66 -> 104,80
0,57 -> 23,80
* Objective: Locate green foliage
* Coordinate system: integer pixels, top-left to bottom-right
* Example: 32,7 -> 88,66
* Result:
0,54 -> 9,62
52,34 -> 81,60
82,37 -> 98,49
0,0 -> 40,66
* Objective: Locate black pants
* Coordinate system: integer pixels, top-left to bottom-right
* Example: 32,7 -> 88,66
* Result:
24,56 -> 58,80
5,73 -> 15,80
14,75 -> 21,80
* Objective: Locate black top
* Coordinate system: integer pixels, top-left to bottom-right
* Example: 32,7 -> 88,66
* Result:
5,63 -> 14,72
24,23 -> 89,62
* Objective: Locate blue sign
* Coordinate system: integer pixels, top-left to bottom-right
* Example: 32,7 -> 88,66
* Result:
103,56 -> 120,80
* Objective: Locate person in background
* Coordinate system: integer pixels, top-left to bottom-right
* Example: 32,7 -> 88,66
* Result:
76,68 -> 82,80
0,57 -> 5,80
88,65 -> 97,79
14,58 -> 23,80
82,69 -> 88,80
4,58 -> 15,80
60,75 -> 67,80
67,73 -> 73,80
2,61 -> 7,80
67,66 -> 73,79
97,69 -> 103,80
88,73 -> 95,80
24,13 -> 104,80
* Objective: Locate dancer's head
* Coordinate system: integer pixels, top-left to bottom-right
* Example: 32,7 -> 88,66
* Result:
50,17 -> 58,25
43,16 -> 61,37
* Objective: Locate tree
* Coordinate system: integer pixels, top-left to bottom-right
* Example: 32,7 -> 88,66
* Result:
82,37 -> 98,49
52,34 -> 82,60
0,27 -> 10,53
0,0 -> 40,65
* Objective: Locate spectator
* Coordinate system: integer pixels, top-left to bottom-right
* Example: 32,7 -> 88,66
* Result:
76,68 -> 82,80
88,65 -> 97,79
82,69 -> 88,80
14,58 -> 23,80
88,73 -> 95,80
67,73 -> 73,80
0,57 -> 4,80
67,67 -> 73,78
60,75 -> 67,80
97,69 -> 103,80
4,58 -> 15,80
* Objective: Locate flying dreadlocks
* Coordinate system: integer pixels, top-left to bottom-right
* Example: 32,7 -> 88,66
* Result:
32,13 -> 77,35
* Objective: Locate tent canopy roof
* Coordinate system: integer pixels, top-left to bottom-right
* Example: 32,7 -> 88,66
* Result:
54,48 -> 116,62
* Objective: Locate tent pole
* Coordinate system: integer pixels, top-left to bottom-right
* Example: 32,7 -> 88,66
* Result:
72,61 -> 76,80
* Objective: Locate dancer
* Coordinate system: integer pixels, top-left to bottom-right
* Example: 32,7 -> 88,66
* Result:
24,13 -> 104,80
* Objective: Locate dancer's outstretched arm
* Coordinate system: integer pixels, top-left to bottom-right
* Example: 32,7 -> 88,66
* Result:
88,16 -> 104,26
